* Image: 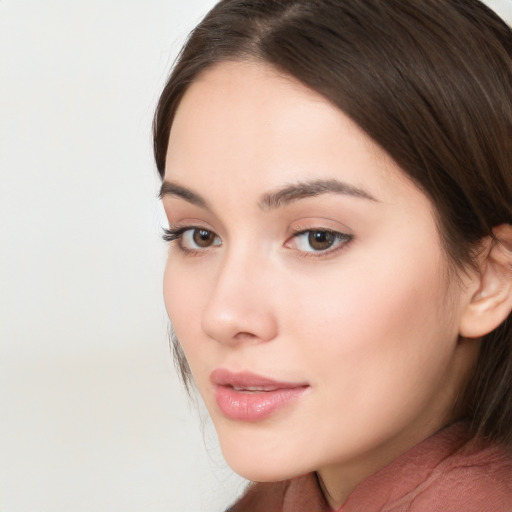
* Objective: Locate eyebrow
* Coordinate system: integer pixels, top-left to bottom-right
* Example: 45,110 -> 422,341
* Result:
159,178 -> 377,211
259,178 -> 378,210
159,181 -> 210,210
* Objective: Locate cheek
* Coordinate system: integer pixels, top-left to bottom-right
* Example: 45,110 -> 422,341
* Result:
273,246 -> 460,461
163,260 -> 180,322
163,259 -> 204,350
286,240 -> 456,394
163,260 -> 214,395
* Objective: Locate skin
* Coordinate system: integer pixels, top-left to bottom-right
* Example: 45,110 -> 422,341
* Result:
161,61 -> 480,508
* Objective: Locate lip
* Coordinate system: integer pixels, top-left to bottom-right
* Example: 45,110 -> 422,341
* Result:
210,368 -> 309,422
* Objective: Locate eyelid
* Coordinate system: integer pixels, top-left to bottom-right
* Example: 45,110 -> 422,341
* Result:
162,220 -> 216,240
288,217 -> 353,238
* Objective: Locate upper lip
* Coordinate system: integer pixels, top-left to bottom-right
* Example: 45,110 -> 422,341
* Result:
210,368 -> 308,391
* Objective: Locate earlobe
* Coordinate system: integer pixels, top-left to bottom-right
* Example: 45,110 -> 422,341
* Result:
459,224 -> 512,339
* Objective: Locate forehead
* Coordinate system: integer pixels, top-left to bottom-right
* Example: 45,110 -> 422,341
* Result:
165,60 -> 420,206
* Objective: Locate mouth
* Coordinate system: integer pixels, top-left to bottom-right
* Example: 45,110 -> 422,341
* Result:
231,386 -> 281,393
210,368 -> 309,422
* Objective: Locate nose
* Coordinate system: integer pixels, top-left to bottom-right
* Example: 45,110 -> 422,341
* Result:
201,250 -> 279,345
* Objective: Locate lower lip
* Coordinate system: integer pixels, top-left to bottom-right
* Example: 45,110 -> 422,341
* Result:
215,385 -> 308,422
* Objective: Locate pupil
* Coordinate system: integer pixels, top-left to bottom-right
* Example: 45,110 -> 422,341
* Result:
194,229 -> 214,247
309,230 -> 334,250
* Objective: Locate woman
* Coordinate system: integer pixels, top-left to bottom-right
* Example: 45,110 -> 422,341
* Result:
154,1 -> 512,510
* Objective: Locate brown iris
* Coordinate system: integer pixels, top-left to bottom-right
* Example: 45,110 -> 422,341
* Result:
193,229 -> 217,248
308,230 -> 335,251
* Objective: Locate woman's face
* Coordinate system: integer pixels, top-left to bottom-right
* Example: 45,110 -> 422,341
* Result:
161,61 -> 475,494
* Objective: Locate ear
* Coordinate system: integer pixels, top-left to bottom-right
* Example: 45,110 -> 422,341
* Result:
459,224 -> 512,339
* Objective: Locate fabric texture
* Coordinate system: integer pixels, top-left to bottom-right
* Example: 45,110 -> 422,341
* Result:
226,423 -> 512,512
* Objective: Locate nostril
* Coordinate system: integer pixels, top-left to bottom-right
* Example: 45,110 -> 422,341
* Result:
234,331 -> 259,341
202,307 -> 278,345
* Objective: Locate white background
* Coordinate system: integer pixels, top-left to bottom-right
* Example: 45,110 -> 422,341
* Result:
1,1 -> 511,511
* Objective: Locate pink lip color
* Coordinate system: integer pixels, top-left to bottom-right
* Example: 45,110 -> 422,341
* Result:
210,369 -> 309,422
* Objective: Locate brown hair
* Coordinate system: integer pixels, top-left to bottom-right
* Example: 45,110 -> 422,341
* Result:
153,0 -> 512,444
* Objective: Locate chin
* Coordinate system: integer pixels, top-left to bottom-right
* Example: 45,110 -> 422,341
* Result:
215,428 -> 308,483
224,456 -> 300,483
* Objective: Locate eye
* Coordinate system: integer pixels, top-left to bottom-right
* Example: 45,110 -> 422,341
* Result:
182,228 -> 220,249
288,229 -> 352,253
163,226 -> 221,251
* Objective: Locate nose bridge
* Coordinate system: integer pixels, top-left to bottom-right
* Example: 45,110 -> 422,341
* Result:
201,242 -> 278,344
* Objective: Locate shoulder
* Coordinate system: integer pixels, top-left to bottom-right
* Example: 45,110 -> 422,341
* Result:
343,424 -> 512,512
404,438 -> 512,512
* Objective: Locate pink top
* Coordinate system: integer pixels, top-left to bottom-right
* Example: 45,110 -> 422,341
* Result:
227,423 -> 512,512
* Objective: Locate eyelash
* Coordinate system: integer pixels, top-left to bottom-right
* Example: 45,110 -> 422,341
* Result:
162,226 -> 192,243
162,226 -> 353,257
